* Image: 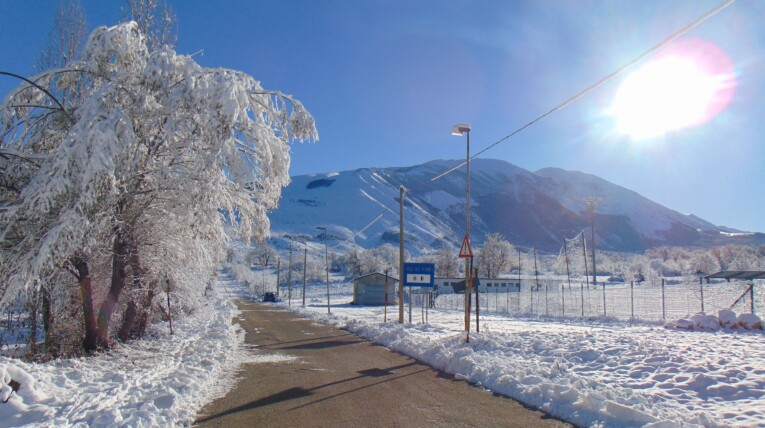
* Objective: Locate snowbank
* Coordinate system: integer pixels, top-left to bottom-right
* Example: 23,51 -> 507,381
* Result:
0,275 -> 249,427
291,283 -> 765,427
665,310 -> 764,332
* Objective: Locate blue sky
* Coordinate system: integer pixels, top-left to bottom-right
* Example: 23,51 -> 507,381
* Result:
2,1 -> 764,233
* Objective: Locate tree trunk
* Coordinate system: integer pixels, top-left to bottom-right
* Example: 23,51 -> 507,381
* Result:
117,301 -> 138,342
134,288 -> 154,337
27,285 -> 39,357
72,256 -> 99,352
117,244 -> 152,341
96,230 -> 129,348
42,284 -> 55,355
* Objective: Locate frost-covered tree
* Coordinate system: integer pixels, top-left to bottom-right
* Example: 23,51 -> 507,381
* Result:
249,242 -> 277,267
0,22 -> 317,352
37,0 -> 87,72
435,247 -> 460,278
124,0 -> 177,52
339,244 -> 402,278
475,233 -> 514,278
688,250 -> 720,275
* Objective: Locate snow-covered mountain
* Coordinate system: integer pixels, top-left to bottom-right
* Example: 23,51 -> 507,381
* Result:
269,159 -> 764,254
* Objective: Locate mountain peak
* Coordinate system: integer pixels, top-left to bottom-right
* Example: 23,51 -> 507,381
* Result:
270,159 -> 764,254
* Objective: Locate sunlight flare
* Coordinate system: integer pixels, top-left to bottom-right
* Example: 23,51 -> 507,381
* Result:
610,39 -> 735,139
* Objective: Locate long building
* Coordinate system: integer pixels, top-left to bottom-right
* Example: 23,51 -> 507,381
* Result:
434,277 -> 521,294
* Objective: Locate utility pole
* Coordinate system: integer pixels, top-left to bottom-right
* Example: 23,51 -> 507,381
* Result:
518,249 -> 521,292
585,197 -> 601,288
399,185 -> 406,324
384,269 -> 389,322
564,238 -> 572,290
317,227 -> 330,314
276,258 -> 281,296
288,240 -> 293,305
302,248 -> 307,306
531,246 -> 539,313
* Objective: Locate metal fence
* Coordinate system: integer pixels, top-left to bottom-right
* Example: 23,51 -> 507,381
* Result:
434,279 -> 764,322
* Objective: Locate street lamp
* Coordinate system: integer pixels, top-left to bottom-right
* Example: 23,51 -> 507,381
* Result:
317,226 -> 330,314
452,123 -> 471,334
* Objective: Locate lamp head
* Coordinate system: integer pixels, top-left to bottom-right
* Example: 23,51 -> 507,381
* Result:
451,124 -> 471,136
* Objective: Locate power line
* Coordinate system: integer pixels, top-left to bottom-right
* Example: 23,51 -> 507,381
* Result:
432,0 -> 735,182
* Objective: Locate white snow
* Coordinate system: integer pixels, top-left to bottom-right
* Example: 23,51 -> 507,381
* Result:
289,282 -> 765,427
0,274 -> 254,427
4,274 -> 764,427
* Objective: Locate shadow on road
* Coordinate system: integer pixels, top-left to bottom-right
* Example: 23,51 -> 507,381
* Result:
196,361 -> 422,424
289,367 -> 431,411
195,387 -> 313,424
256,333 -> 355,348
276,339 -> 363,351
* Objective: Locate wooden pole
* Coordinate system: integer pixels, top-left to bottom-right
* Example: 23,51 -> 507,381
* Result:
533,246 -> 540,314
302,248 -> 307,306
288,243 -> 292,306
384,270 -> 388,322
475,267 -> 480,333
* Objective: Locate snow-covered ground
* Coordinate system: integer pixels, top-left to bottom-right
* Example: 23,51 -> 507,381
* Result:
3,273 -> 764,427
0,274 -> 250,427
289,282 -> 765,427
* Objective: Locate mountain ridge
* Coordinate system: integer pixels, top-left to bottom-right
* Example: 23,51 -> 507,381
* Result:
269,159 -> 764,254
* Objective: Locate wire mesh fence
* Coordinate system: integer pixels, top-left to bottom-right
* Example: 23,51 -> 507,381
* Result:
433,279 -> 764,322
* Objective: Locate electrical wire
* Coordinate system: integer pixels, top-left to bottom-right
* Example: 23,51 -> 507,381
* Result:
432,0 -> 735,182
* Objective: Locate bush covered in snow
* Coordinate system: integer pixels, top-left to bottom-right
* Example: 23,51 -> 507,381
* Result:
665,309 -> 764,331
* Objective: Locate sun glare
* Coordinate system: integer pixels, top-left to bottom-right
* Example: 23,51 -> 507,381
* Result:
609,39 -> 735,140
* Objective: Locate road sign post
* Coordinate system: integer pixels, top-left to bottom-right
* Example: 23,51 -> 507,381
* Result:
458,235 -> 473,339
403,263 -> 435,324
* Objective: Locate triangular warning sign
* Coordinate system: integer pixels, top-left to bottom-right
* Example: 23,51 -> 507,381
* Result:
459,234 -> 473,258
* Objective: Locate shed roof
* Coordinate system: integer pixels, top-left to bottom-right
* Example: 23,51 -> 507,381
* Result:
350,272 -> 400,283
705,271 -> 765,281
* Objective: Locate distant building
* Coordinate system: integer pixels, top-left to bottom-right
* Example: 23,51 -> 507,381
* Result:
434,277 -> 521,294
351,273 -> 399,306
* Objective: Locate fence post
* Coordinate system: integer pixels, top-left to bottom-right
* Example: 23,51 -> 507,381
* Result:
661,278 -> 666,321
562,284 -> 565,317
581,282 -> 584,318
630,280 -> 634,320
751,282 -> 755,314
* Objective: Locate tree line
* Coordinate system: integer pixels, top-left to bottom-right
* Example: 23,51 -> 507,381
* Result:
251,233 -> 765,284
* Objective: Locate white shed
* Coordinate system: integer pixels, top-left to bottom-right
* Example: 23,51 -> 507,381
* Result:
351,273 -> 399,306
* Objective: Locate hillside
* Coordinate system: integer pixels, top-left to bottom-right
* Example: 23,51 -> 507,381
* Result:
269,159 -> 765,254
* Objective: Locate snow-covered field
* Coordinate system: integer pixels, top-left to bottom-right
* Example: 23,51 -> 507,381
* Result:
3,273 -> 764,427
0,275 -> 250,427
290,282 -> 765,427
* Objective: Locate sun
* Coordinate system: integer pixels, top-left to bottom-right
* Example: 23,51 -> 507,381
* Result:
609,39 -> 735,140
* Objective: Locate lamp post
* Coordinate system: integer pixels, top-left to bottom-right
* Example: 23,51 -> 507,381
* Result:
452,123 -> 471,334
399,185 -> 406,324
317,226 -> 330,314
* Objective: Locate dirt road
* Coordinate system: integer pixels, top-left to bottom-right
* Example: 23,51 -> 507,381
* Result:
195,300 -> 571,427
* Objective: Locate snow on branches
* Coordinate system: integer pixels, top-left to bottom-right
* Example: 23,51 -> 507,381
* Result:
0,21 -> 317,343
